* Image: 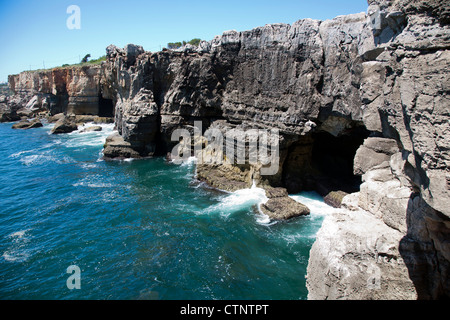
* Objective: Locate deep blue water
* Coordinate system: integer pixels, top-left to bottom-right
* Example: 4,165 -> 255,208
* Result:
0,121 -> 333,300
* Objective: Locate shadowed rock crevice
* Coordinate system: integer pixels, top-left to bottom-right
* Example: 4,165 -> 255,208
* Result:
400,194 -> 450,299
281,123 -> 370,196
98,94 -> 114,118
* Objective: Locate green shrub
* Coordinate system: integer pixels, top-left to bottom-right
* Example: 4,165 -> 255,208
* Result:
167,38 -> 201,49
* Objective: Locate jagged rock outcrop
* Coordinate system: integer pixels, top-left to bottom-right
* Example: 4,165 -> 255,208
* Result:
307,0 -> 450,300
260,187 -> 310,220
102,132 -> 141,159
50,116 -> 78,134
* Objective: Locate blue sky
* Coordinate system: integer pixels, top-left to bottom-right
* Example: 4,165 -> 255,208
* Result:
0,0 -> 368,82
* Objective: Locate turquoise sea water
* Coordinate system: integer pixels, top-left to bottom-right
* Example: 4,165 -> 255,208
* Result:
0,121 -> 334,300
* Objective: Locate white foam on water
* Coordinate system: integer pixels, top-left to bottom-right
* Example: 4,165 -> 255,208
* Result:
2,229 -> 33,263
73,174 -> 115,188
78,162 -> 98,169
267,192 -> 338,244
9,149 -> 35,159
202,181 -> 269,219
8,230 -> 28,239
2,251 -> 31,262
73,182 -> 114,188
179,156 -> 197,167
63,123 -> 116,149
289,192 -> 336,219
20,152 -> 74,166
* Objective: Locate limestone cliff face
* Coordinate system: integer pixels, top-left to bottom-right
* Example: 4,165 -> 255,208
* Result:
307,0 -> 450,299
7,65 -> 104,116
100,0 -> 449,299
5,0 -> 449,299
101,12 -> 375,193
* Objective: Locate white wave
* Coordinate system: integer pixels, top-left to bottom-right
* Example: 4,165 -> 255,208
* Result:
8,230 -> 29,239
289,191 -> 336,218
20,153 -> 74,166
60,123 -> 116,148
255,212 -> 272,225
9,149 -> 35,158
65,132 -> 115,148
2,250 -> 30,262
73,181 -> 114,188
2,229 -> 33,263
78,162 -> 98,169
179,156 -> 197,167
202,181 -> 268,219
73,174 -> 115,188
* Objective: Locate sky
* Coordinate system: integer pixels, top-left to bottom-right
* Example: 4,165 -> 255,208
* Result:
0,0 -> 368,83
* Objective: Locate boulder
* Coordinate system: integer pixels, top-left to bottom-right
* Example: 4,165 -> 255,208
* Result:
47,113 -> 65,123
324,191 -> 349,208
0,111 -> 20,122
80,125 -> 102,133
12,118 -> 43,129
260,196 -> 310,220
307,209 -> 417,300
51,117 -> 78,134
75,115 -> 114,124
102,133 -> 141,159
264,187 -> 289,198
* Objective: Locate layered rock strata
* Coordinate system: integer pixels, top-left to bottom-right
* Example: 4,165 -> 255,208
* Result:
5,64 -> 113,120
307,0 -> 450,299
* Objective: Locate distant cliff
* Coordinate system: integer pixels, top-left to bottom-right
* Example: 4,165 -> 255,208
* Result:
5,0 -> 450,299
7,64 -> 112,117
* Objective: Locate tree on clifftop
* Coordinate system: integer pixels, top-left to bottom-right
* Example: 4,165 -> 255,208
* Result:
81,54 -> 91,63
167,38 -> 201,49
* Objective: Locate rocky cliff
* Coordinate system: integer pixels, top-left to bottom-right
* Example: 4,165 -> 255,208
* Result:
5,0 -> 449,299
5,64 -> 113,118
306,0 -> 450,299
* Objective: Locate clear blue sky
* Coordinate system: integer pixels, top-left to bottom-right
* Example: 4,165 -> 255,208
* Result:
0,0 -> 368,83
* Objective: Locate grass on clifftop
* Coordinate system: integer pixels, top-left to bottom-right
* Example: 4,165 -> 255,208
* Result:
24,55 -> 107,74
60,55 -> 107,68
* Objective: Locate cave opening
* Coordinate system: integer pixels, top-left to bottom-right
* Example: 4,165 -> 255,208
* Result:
98,94 -> 114,117
282,124 -> 370,197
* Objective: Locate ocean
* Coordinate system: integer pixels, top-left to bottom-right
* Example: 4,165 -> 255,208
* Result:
0,120 -> 334,300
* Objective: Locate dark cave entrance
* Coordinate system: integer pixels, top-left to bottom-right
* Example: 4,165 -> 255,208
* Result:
282,125 -> 369,196
98,94 -> 114,117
